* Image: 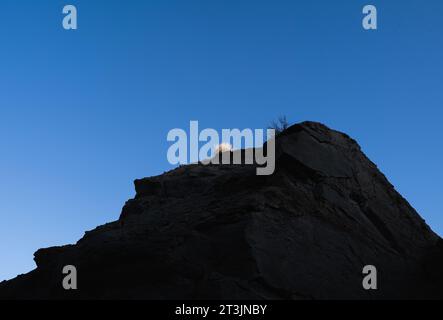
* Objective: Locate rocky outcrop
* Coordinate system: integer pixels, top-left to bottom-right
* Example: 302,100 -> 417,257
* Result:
1,121 -> 442,299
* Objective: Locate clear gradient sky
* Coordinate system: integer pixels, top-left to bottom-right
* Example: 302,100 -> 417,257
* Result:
0,0 -> 442,281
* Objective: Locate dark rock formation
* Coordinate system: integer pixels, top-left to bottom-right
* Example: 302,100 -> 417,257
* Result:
1,121 -> 442,299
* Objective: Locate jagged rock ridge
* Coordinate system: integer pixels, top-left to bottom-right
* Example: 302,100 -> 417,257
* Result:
1,121 -> 442,299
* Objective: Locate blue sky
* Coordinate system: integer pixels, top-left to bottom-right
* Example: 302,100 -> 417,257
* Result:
0,0 -> 442,281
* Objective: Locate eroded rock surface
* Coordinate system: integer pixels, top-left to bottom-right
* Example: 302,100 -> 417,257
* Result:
1,122 -> 442,299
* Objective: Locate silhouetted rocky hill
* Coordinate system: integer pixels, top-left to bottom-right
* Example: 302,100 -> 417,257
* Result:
1,121 -> 442,299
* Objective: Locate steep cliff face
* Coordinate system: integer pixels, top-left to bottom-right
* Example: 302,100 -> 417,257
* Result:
1,121 -> 442,299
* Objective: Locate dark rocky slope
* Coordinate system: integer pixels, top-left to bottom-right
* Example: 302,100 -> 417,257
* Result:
1,121 -> 442,299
